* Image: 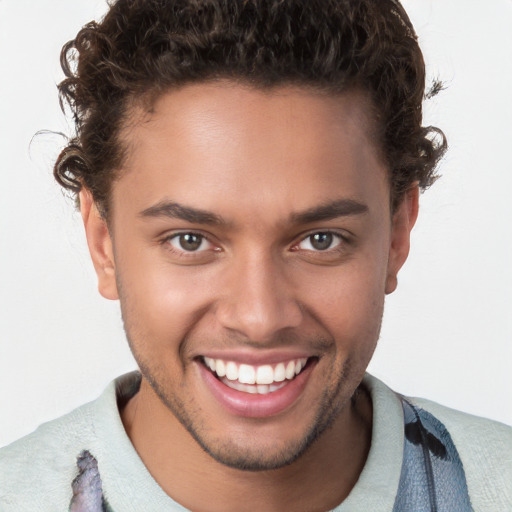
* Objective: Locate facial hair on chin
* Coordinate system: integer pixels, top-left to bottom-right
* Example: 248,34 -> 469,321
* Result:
132,341 -> 355,472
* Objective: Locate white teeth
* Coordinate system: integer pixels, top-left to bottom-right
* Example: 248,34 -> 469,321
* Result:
216,359 -> 226,377
285,361 -> 295,379
222,378 -> 289,394
238,364 -> 256,384
222,378 -> 259,393
274,363 -> 286,382
203,356 -> 310,393
257,384 -> 270,394
295,358 -> 308,375
225,361 -> 238,381
269,382 -> 287,392
256,365 -> 274,385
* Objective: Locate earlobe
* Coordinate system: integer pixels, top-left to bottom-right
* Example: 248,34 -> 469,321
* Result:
385,185 -> 419,294
80,189 -> 119,300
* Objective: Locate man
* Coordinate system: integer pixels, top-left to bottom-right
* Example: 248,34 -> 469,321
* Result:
1,0 -> 510,511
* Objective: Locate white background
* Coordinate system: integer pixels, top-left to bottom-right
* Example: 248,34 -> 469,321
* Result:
1,0 -> 511,448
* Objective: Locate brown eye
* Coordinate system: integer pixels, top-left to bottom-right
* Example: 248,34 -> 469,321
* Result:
297,232 -> 343,252
169,233 -> 208,252
180,233 -> 202,251
310,233 -> 333,250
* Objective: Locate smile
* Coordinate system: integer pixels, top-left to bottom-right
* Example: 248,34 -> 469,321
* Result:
203,357 -> 309,395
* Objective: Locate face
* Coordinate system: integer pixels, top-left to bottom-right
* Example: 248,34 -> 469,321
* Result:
83,82 -> 416,471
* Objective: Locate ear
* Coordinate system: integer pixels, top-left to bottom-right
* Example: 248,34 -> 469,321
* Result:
80,189 -> 119,300
385,185 -> 419,294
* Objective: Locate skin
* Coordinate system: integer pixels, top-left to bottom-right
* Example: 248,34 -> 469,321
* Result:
80,82 -> 418,512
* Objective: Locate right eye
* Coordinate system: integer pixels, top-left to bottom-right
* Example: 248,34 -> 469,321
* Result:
166,232 -> 213,253
296,232 -> 344,252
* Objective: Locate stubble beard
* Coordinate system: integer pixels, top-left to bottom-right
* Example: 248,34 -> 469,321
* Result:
118,279 -> 380,472
128,332 -> 355,472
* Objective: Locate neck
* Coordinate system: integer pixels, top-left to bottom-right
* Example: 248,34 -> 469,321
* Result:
121,378 -> 372,512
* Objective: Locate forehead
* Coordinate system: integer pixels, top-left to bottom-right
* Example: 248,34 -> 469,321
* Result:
114,82 -> 389,222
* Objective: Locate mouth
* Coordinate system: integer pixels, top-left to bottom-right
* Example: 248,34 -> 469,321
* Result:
202,356 -> 311,395
197,355 -> 317,418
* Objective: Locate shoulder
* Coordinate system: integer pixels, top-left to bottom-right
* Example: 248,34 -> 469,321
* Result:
0,380 -> 118,511
409,395 -> 512,510
363,374 -> 512,510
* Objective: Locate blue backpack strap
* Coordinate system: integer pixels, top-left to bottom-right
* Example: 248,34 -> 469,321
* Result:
393,398 -> 474,512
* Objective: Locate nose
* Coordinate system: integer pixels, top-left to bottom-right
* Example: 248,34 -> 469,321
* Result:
215,251 -> 303,343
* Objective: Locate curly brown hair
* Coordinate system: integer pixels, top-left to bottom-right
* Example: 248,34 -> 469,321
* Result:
54,0 -> 446,216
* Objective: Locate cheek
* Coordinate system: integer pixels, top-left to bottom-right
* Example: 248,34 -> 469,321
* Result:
309,277 -> 384,327
296,255 -> 387,346
116,251 -> 216,345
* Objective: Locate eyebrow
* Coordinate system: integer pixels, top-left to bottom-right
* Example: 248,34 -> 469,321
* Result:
290,199 -> 369,224
139,198 -> 368,226
139,201 -> 226,225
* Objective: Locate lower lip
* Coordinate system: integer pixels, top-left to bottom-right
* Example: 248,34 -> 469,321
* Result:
198,361 -> 315,418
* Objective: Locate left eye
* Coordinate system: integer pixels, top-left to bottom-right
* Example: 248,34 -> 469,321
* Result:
297,232 -> 343,251
168,233 -> 211,252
